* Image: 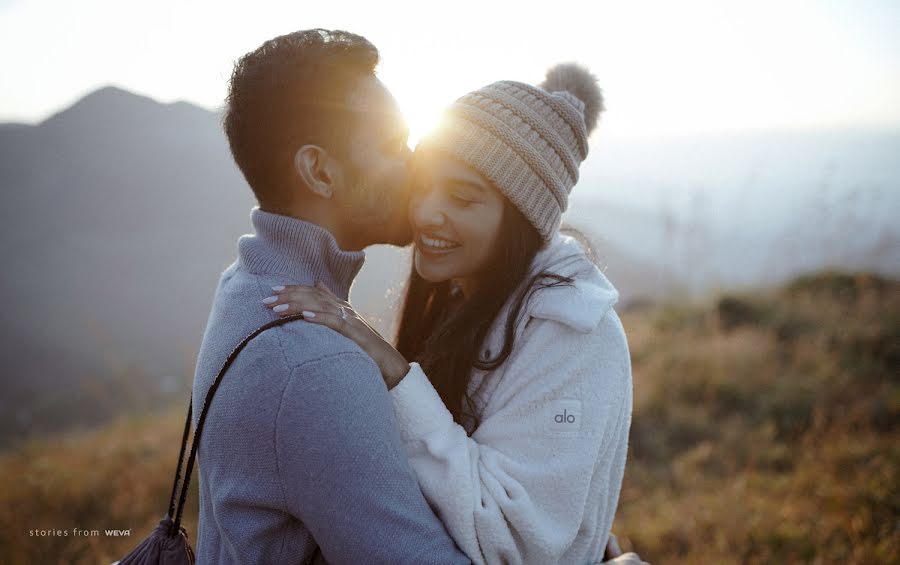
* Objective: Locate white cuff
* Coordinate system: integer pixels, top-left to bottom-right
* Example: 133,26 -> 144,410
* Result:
389,362 -> 455,442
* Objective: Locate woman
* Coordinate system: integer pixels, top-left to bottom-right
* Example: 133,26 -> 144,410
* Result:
263,64 -> 634,565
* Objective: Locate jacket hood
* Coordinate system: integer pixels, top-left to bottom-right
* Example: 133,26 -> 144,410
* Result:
525,232 -> 620,333
480,232 -> 620,359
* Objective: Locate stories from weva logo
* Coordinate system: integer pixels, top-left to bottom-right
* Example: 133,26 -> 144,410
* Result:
554,409 -> 576,423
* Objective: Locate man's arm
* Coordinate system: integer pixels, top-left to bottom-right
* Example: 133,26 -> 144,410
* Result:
275,349 -> 471,565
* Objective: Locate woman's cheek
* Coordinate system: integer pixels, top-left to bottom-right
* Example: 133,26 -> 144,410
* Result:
459,216 -> 499,275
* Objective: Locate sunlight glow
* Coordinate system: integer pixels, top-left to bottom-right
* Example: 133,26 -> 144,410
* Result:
0,0 -> 897,136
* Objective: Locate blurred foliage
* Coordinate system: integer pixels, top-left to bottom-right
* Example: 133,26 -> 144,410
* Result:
616,270 -> 899,564
0,404 -> 198,564
0,270 -> 897,563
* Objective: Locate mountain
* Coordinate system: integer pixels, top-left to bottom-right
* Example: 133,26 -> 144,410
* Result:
0,86 -> 664,444
0,86 -> 257,442
0,85 -> 897,445
566,127 -> 900,294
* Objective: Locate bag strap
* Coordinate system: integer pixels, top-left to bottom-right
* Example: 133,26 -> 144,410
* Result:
167,313 -> 308,536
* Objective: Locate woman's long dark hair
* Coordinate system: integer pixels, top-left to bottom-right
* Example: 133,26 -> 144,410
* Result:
395,199 -> 593,435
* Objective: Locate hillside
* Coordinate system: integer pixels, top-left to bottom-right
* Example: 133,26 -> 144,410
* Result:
0,86 -> 663,448
615,271 -> 898,563
0,270 -> 896,563
0,86 -> 255,446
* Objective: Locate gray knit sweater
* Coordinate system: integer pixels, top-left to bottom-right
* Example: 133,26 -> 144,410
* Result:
191,207 -> 470,564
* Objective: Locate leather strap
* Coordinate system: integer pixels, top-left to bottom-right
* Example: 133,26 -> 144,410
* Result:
166,313 -> 321,562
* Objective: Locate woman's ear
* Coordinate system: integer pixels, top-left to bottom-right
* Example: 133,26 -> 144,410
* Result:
294,145 -> 340,199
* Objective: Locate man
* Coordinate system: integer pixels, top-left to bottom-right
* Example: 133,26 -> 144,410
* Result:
193,27 -> 644,565
192,28 -> 468,564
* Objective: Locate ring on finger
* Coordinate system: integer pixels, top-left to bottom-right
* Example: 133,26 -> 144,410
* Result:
338,305 -> 348,320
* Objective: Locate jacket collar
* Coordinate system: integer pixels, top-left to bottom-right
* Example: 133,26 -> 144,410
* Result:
236,207 -> 365,300
525,232 -> 620,332
480,232 -> 620,358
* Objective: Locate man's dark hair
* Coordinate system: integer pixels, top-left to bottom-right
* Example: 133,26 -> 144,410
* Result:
223,29 -> 379,206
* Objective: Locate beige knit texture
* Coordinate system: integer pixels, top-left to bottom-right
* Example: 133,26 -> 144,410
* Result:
418,79 -> 591,242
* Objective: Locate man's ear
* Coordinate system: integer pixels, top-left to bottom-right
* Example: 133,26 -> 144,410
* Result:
294,145 -> 341,199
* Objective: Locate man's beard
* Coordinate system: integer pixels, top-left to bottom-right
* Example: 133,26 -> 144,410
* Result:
344,174 -> 412,247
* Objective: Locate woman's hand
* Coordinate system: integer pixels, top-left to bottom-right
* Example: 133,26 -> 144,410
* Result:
263,281 -> 411,389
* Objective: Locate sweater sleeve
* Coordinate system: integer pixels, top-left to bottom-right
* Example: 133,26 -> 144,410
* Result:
389,318 -> 631,565
275,350 -> 471,565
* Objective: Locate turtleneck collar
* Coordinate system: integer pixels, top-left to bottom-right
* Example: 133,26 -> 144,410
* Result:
236,207 -> 365,300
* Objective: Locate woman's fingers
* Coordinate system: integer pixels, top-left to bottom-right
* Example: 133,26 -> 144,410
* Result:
270,284 -> 348,304
315,280 -> 339,298
318,284 -> 351,308
309,282 -> 382,332
275,290 -> 407,385
296,310 -> 356,339
264,286 -> 335,316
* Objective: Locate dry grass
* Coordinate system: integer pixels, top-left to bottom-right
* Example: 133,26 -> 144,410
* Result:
0,403 -> 198,564
0,270 -> 896,564
614,271 -> 899,564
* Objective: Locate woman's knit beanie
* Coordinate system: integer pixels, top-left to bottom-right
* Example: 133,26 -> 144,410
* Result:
416,63 -> 604,242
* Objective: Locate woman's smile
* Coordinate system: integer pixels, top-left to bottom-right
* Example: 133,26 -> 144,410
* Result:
416,231 -> 462,258
407,149 -> 506,283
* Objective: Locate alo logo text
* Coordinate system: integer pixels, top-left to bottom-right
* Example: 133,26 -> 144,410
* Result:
548,399 -> 582,432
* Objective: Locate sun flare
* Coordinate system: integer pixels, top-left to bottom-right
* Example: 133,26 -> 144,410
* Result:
398,97 -> 444,150
383,72 -> 452,150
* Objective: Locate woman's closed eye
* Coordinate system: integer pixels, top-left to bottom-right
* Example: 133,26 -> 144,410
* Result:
450,187 -> 481,207
451,193 -> 476,207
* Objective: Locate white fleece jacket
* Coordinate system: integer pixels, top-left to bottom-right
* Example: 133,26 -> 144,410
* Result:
389,232 -> 634,565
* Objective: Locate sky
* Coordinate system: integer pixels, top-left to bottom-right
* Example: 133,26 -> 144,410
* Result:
1,0 -> 898,142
